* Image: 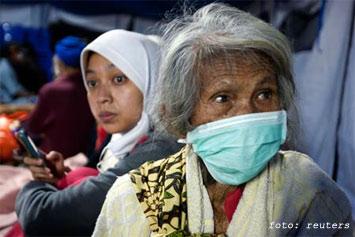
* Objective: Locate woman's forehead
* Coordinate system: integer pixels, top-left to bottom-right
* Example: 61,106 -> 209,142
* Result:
198,55 -> 276,86
86,53 -> 121,73
199,48 -> 274,71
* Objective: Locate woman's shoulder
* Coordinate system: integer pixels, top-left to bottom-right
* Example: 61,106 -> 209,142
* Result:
128,146 -> 187,220
130,146 -> 187,181
131,132 -> 183,157
277,150 -> 329,177
272,150 -> 350,207
277,150 -> 317,174
275,151 -> 337,189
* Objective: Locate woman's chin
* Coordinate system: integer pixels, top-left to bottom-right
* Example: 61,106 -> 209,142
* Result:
100,124 -> 120,134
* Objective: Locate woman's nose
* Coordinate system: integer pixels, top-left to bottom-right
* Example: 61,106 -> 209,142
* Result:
96,85 -> 112,104
232,100 -> 257,116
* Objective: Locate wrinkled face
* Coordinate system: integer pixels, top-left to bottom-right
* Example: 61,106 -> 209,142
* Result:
85,53 -> 143,134
190,54 -> 281,127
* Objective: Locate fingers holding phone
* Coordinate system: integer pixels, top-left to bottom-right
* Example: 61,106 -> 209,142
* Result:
13,128 -> 70,183
45,151 -> 71,178
24,156 -> 56,183
24,151 -> 70,183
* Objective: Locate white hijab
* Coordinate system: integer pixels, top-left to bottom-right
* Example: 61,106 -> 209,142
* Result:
80,29 -> 160,171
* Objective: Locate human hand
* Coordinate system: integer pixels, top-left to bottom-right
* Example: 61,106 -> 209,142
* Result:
24,151 -> 71,184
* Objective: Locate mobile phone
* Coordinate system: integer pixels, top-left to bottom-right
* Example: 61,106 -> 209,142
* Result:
14,128 -> 44,159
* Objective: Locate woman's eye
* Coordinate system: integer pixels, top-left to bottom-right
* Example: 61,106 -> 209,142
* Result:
86,80 -> 97,88
215,94 -> 230,103
257,90 -> 272,101
113,75 -> 127,84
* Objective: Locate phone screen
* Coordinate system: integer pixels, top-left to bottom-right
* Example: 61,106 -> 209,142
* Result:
14,128 -> 43,159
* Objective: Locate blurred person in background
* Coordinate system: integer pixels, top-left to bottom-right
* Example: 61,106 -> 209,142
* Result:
23,36 -> 96,158
0,43 -> 37,105
5,42 -> 46,94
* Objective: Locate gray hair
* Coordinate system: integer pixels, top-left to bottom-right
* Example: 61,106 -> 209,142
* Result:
154,3 -> 297,145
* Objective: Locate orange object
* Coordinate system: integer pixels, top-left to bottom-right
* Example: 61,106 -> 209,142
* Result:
7,111 -> 29,121
0,112 -> 28,162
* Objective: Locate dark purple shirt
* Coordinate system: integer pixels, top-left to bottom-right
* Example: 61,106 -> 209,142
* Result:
25,72 -> 95,157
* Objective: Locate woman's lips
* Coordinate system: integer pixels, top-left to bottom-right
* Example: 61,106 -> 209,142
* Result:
98,112 -> 117,123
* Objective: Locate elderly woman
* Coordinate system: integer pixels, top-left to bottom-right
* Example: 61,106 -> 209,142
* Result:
93,4 -> 353,236
15,30 -> 181,236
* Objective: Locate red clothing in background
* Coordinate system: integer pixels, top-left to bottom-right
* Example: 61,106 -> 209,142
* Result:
24,72 -> 95,157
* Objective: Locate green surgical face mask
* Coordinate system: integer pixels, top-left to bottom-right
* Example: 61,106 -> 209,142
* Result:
186,110 -> 287,185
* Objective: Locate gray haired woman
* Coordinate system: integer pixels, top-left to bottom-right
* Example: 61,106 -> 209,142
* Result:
93,3 -> 352,236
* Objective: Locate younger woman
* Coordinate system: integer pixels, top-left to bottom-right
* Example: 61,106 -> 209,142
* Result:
16,30 -> 181,236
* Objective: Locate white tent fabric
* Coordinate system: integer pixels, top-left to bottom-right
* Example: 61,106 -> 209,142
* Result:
337,7 -> 355,222
293,0 -> 353,175
292,0 -> 355,220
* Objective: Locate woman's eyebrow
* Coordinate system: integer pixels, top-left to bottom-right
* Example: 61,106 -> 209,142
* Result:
85,69 -> 95,75
256,76 -> 276,87
107,63 -> 116,70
